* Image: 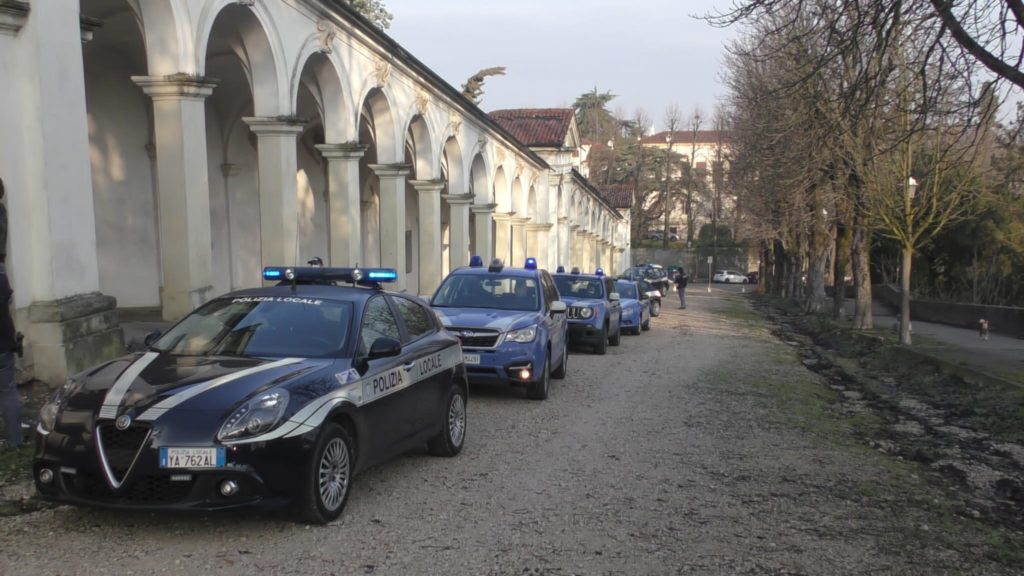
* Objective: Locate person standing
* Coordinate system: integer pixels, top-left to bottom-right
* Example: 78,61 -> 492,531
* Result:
0,178 -> 18,449
674,267 -> 689,309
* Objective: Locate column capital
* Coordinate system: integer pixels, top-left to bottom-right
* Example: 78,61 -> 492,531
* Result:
244,116 -> 306,135
471,203 -> 497,214
133,74 -> 218,100
0,1 -> 29,36
492,212 -> 517,223
558,216 -> 570,224
526,223 -> 553,232
369,163 -> 412,178
409,179 -> 446,193
316,142 -> 367,159
570,224 -> 582,232
443,193 -> 475,205
510,217 -> 531,226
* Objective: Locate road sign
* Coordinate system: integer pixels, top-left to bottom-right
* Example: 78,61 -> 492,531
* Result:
707,256 -> 713,264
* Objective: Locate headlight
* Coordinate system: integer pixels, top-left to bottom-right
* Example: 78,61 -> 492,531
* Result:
577,307 -> 594,319
39,379 -> 78,434
217,390 -> 289,441
505,325 -> 538,343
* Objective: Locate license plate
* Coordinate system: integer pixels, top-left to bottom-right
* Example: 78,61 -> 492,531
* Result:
463,353 -> 480,365
159,447 -> 225,469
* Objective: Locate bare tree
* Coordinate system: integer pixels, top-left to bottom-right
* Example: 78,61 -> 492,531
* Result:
661,105 -> 682,249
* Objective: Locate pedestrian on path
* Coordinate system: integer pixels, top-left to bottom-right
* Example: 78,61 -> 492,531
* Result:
674,267 -> 689,309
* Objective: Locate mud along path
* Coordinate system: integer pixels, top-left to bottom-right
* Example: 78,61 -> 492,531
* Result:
1,290 -> 1018,575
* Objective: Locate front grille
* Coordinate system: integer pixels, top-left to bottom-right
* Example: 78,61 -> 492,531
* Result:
568,307 -> 590,320
97,424 -> 150,484
449,328 -> 500,348
68,471 -> 195,505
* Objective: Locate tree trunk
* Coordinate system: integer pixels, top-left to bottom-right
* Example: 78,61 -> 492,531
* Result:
899,243 -> 913,345
833,221 -> 853,319
805,222 -> 829,314
851,224 -> 873,329
773,240 -> 786,296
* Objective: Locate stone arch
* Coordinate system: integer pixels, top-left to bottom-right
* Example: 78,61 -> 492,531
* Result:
81,0 -> 161,307
196,0 -> 286,116
291,44 -> 353,143
494,166 -> 510,213
527,185 -> 537,219
469,154 -> 490,204
358,88 -> 400,163
511,177 -> 525,215
406,116 -> 436,180
442,137 -> 464,194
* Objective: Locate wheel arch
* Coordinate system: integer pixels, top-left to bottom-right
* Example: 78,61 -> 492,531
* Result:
326,405 -> 360,470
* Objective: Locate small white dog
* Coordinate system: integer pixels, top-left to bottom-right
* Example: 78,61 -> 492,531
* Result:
979,319 -> 990,341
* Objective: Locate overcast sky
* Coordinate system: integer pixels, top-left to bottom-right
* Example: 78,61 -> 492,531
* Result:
385,0 -> 738,132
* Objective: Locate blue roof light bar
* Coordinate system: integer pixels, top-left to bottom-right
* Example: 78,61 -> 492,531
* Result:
524,257 -> 537,270
262,266 -> 398,285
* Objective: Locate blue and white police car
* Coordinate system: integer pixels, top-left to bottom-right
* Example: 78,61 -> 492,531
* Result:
430,257 -> 568,400
553,267 -> 622,355
33,266 -> 468,524
615,278 -> 652,335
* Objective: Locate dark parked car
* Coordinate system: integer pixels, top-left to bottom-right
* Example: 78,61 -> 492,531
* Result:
622,264 -> 671,296
34,266 -> 468,524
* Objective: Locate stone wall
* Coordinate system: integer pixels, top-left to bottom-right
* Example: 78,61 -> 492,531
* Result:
874,285 -> 1024,338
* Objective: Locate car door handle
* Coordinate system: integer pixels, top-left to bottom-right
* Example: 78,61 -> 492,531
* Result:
403,362 -> 415,371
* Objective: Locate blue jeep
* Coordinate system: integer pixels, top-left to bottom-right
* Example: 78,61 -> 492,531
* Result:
430,258 -> 568,400
552,268 -> 622,355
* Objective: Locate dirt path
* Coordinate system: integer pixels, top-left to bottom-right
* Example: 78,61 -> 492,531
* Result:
1,291 -> 1018,575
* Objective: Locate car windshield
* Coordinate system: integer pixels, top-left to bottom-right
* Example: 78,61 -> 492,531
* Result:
432,274 -> 540,311
152,297 -> 353,358
553,277 -> 605,300
615,283 -> 638,299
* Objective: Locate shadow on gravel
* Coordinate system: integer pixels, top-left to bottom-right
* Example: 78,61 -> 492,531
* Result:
751,295 -> 1024,549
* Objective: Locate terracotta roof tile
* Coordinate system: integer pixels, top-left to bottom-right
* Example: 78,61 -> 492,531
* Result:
489,109 -> 575,148
597,184 -> 635,209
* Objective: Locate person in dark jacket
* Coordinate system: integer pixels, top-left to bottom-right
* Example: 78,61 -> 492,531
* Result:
674,267 -> 689,309
0,263 -> 19,449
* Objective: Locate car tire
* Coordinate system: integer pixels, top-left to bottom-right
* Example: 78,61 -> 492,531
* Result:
551,341 -> 568,379
428,384 -> 467,456
526,356 -> 550,400
650,300 -> 661,317
609,322 -> 621,346
299,423 -> 354,525
594,326 -> 608,355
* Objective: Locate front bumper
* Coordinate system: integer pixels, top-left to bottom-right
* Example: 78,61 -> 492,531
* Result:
461,340 -> 545,386
567,321 -> 605,345
33,426 -> 314,512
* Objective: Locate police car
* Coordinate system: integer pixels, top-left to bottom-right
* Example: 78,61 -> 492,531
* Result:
614,279 -> 652,335
552,268 -> 622,355
430,257 -> 568,400
33,266 -> 468,524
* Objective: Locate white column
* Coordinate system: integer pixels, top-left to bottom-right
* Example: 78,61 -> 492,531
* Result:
511,217 -> 529,267
493,213 -> 514,265
445,193 -> 473,270
573,228 -> 586,271
472,204 -> 496,263
244,117 -> 305,271
316,143 -> 365,267
411,180 -> 445,296
526,223 -> 553,270
370,164 -> 411,291
135,76 -> 217,320
557,218 -> 571,271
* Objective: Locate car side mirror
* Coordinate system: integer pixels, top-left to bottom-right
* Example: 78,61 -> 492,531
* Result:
609,293 -> 620,302
550,301 -> 567,314
639,292 -> 649,300
367,337 -> 402,360
143,330 -> 163,348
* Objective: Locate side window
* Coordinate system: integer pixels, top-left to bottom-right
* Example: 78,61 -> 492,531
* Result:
359,296 -> 401,354
543,273 -> 559,305
393,297 -> 436,342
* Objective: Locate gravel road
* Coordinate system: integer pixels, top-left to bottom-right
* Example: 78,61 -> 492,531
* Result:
1,290 -> 1016,575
